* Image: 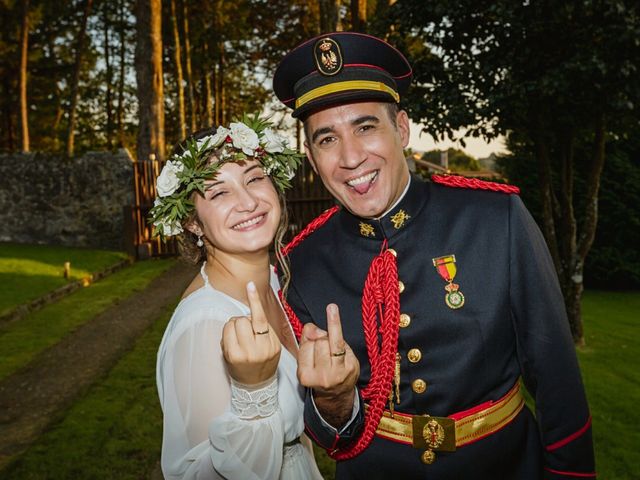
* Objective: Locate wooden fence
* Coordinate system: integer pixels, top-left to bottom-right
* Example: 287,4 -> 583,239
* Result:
124,158 -> 178,258
285,160 -> 335,240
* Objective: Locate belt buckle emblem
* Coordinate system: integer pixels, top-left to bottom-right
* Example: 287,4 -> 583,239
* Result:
412,415 -> 456,452
424,419 -> 446,449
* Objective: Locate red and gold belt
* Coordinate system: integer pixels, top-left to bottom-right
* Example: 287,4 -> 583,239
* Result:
372,382 -> 525,464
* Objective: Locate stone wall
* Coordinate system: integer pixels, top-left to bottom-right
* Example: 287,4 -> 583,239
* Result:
0,150 -> 134,250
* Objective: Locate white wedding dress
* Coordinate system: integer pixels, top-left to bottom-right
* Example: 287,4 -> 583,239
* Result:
156,264 -> 323,480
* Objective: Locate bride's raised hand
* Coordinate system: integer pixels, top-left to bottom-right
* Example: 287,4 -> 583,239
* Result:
221,281 -> 281,385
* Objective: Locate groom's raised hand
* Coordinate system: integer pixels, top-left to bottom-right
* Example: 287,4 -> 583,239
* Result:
297,303 -> 360,428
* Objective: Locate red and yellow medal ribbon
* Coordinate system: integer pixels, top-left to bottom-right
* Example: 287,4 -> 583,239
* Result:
433,255 -> 457,282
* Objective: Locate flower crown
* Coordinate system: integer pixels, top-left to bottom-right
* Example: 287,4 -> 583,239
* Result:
149,113 -> 304,239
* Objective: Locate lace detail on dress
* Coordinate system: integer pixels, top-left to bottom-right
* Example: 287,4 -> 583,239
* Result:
230,375 -> 278,419
282,442 -> 303,468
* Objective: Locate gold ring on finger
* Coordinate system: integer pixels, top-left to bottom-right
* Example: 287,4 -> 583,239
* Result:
331,350 -> 346,357
254,328 -> 270,335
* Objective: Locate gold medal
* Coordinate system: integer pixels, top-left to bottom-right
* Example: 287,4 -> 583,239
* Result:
432,255 -> 465,309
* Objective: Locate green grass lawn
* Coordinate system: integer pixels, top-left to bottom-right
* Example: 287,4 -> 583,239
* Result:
0,290 -> 637,479
0,242 -> 129,316
0,302 -> 176,480
577,291 -> 640,480
0,258 -> 175,382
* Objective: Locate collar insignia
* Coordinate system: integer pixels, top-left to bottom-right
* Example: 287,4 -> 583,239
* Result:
359,222 -> 375,237
390,209 -> 411,229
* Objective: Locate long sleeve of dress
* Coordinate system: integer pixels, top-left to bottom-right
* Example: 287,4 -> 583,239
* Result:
156,291 -> 305,480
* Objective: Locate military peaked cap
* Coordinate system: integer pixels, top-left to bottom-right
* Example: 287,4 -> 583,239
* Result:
273,32 -> 412,119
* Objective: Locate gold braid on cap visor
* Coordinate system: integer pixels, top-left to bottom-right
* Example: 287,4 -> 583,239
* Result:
295,80 -> 400,109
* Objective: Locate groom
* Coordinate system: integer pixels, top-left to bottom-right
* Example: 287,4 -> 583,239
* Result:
274,32 -> 596,479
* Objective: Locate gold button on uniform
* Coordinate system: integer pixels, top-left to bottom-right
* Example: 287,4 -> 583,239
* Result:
412,378 -> 427,393
398,280 -> 405,293
399,313 -> 411,328
421,450 -> 436,464
388,248 -> 397,257
407,348 -> 422,363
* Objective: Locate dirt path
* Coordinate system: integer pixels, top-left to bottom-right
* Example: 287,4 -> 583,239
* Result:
0,260 -> 198,470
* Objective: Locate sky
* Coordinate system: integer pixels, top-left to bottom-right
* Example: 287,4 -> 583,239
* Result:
408,121 -> 507,159
267,103 -> 508,159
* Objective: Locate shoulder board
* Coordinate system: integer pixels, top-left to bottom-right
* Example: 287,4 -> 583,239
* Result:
431,174 -> 520,195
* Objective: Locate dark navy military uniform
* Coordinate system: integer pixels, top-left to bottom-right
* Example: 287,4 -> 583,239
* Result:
286,176 -> 595,479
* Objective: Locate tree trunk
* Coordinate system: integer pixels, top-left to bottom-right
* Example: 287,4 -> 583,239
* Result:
566,112 -> 606,345
558,128 -> 576,269
116,0 -> 127,147
19,0 -> 30,152
135,0 -> 165,162
564,272 -> 585,346
556,128 -> 582,345
350,0 -> 367,32
103,2 -> 114,149
182,0 -> 196,132
66,0 -> 93,158
532,112 -> 562,274
52,96 -> 64,133
533,110 -> 606,346
212,59 -> 218,125
214,36 -> 225,125
578,113 -> 606,260
45,34 -> 63,150
3,75 -> 15,150
319,0 -> 340,33
204,70 -> 213,127
373,0 -> 394,39
169,0 -> 186,139
216,44 -> 225,126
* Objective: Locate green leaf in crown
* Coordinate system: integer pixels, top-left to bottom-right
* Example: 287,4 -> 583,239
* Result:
148,113 -> 304,240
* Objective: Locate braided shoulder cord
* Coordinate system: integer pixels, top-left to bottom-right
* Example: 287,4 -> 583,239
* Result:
332,247 -> 399,460
431,174 -> 520,194
277,208 -> 401,460
278,206 -> 340,339
281,205 -> 340,258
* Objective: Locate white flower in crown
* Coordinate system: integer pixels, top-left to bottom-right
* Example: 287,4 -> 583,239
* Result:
168,159 -> 185,172
263,163 -> 275,175
154,218 -> 183,236
285,165 -> 295,180
156,160 -> 184,197
261,128 -> 286,153
230,121 -> 260,156
198,126 -> 230,151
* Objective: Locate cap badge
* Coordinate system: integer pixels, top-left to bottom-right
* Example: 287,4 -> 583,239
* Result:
359,222 -> 375,237
390,209 -> 411,229
432,254 -> 465,309
314,37 -> 343,76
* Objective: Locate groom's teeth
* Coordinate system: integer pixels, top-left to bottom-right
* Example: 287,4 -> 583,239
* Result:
347,171 -> 377,187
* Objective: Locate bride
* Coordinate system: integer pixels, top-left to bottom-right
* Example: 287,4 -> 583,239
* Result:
152,115 -> 322,479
